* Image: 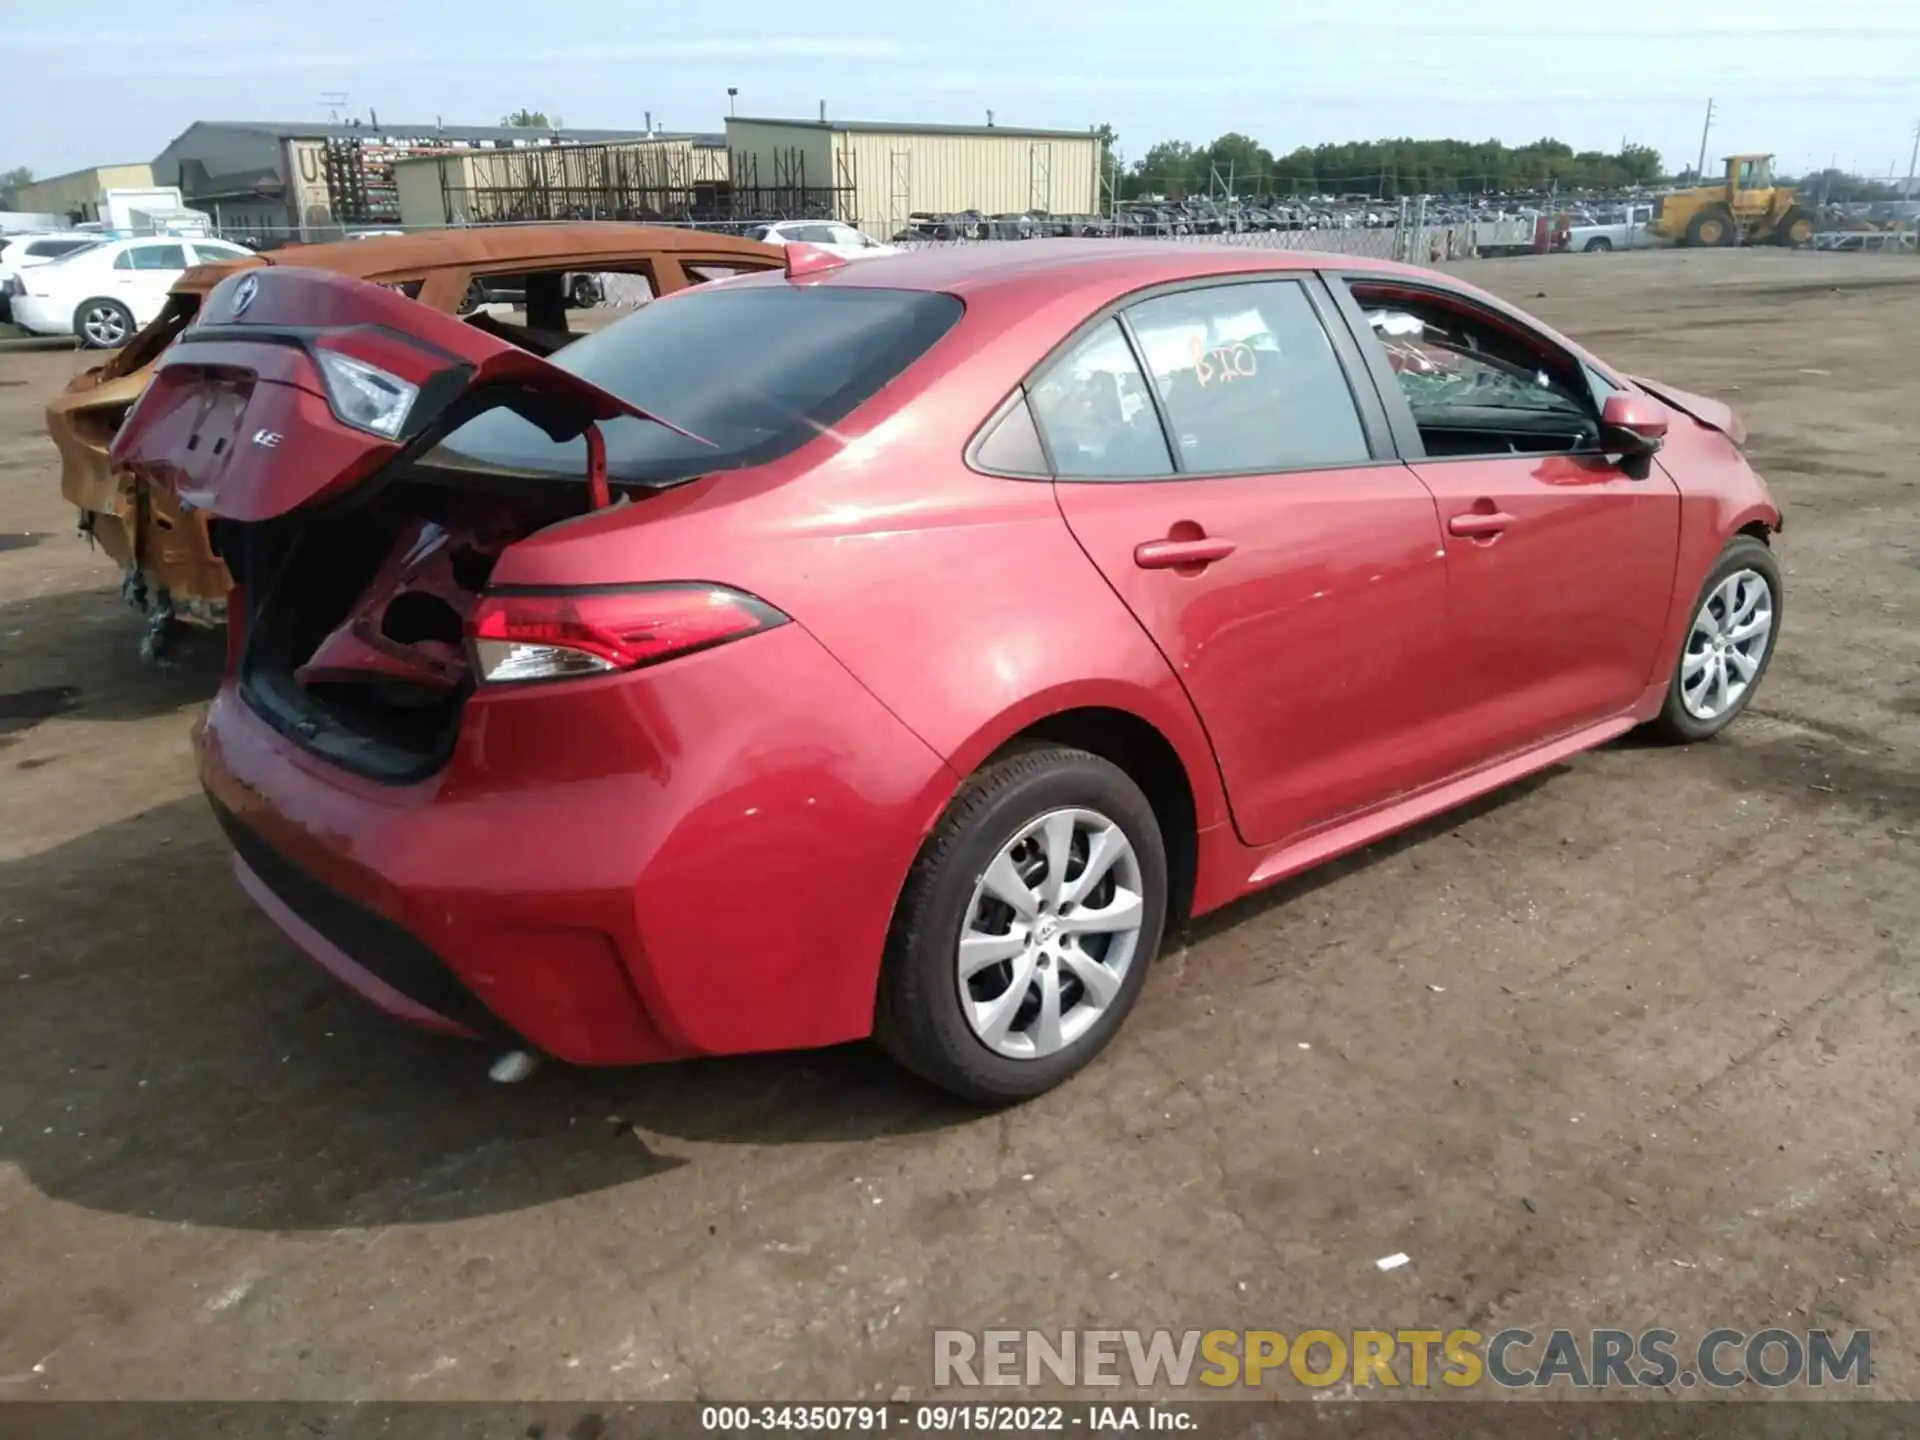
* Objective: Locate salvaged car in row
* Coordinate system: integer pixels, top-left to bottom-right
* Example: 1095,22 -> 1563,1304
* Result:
45,223 -> 784,657
108,241 -> 1782,1100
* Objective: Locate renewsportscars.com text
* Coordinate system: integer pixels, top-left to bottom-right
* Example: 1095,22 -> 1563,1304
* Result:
933,1327 -> 1871,1390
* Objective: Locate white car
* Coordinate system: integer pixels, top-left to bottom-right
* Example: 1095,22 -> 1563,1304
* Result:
745,221 -> 899,260
9,235 -> 254,348
0,233 -> 105,320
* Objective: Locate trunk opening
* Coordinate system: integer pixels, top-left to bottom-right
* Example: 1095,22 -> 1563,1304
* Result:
221,468 -> 589,783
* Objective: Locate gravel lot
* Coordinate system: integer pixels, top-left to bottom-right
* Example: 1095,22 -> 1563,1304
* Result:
0,247 -> 1915,1406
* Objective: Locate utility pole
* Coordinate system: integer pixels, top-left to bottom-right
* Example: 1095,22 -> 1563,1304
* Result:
1906,119 -> 1919,199
1695,97 -> 1716,183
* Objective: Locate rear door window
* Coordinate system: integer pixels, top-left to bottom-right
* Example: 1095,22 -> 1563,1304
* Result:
130,244 -> 189,271
429,284 -> 962,485
1028,320 -> 1173,479
1123,281 -> 1371,473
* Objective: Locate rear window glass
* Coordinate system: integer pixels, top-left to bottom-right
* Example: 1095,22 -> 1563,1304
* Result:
428,285 -> 962,485
28,238 -> 97,259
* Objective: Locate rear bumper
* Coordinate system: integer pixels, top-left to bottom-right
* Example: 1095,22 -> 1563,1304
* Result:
198,621 -> 957,1065
9,293 -> 67,336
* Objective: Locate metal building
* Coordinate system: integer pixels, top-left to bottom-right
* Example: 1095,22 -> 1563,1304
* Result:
723,116 -> 1101,239
150,121 -> 648,237
10,164 -> 156,223
394,136 -> 731,227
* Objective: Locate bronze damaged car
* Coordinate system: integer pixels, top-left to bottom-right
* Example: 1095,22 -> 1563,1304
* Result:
46,223 -> 784,657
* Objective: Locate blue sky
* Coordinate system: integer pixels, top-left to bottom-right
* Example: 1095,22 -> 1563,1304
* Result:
6,0 -> 1917,181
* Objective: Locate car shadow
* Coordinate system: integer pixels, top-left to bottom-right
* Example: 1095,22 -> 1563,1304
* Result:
0,586 -> 221,750
0,796 -> 975,1233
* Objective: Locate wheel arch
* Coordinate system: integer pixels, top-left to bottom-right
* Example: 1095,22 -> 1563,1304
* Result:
913,687 -> 1226,931
987,705 -> 1203,927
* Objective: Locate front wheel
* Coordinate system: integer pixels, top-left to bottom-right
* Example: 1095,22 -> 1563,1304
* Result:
875,746 -> 1167,1103
568,274 -> 599,308
1774,208 -> 1815,247
1647,536 -> 1782,742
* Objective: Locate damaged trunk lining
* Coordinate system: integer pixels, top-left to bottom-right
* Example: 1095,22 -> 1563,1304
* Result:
221,470 -> 586,783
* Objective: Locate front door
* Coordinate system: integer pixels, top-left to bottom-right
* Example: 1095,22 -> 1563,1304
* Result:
1032,277 -> 1455,848
116,241 -> 192,325
1335,277 -> 1681,766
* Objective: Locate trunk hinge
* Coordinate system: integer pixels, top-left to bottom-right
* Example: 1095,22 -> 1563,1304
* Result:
584,422 -> 610,511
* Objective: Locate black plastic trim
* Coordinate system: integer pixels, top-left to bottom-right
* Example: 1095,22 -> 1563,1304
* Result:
210,797 -> 512,1044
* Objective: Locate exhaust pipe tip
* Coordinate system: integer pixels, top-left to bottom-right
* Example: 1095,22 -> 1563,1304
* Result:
488,1049 -> 540,1084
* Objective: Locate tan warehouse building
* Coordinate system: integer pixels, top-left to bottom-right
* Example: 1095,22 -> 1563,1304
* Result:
723,116 -> 1101,238
10,164 -> 156,223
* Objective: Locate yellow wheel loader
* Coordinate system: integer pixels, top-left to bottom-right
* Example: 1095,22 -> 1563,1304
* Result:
1651,154 -> 1816,248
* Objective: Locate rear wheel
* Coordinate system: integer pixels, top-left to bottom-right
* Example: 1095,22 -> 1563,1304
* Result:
568,274 -> 599,309
1774,208 -> 1815,247
875,746 -> 1167,1102
1685,208 -> 1735,247
1583,236 -> 1613,253
1647,536 -> 1781,742
75,298 -> 134,349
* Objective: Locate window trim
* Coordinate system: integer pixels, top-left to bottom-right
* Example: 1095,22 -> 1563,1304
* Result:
970,269 -> 1399,486
966,387 -> 1052,479
1326,271 -> 1624,466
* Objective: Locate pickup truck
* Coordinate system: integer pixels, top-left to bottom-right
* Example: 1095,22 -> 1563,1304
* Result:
1566,203 -> 1662,252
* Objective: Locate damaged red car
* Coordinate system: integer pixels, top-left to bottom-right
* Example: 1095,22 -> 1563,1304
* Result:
112,243 -> 1782,1101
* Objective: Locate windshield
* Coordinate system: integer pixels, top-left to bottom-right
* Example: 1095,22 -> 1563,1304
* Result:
427,285 -> 963,485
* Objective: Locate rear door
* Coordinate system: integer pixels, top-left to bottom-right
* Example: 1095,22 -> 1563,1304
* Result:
1331,275 -> 1681,765
1035,275 -> 1454,848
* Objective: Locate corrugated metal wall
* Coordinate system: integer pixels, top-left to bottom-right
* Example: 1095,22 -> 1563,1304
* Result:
394,155 -> 466,226
833,131 -> 1099,237
724,120 -> 834,193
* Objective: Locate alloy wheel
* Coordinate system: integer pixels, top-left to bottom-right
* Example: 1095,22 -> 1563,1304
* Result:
957,808 -> 1145,1061
82,304 -> 129,347
1681,568 -> 1774,720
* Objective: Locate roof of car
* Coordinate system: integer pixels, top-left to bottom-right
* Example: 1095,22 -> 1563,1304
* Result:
787,239 -> 1417,294
171,223 -> 781,294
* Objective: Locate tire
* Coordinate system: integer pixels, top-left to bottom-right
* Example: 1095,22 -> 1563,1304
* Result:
1773,208 -> 1815,248
1685,208 -> 1735,248
1583,236 -> 1613,253
74,298 -> 135,350
568,274 -> 599,309
456,280 -> 486,316
875,745 -> 1168,1103
1646,536 -> 1782,743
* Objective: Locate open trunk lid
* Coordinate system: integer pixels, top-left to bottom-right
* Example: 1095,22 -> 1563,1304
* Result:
110,266 -> 700,521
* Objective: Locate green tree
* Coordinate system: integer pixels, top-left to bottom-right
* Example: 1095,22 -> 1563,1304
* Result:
0,165 -> 32,208
502,109 -> 557,129
1122,134 -> 1676,199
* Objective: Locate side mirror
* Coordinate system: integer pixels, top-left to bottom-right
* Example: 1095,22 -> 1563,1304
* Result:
1602,392 -> 1668,449
1601,392 -> 1668,477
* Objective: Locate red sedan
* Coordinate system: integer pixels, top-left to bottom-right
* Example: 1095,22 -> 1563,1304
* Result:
113,243 -> 1782,1101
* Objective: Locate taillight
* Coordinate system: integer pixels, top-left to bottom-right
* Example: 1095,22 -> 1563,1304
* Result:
468,585 -> 787,686
313,348 -> 419,438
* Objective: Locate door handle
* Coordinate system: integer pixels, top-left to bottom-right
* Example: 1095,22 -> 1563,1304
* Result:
1448,511 -> 1518,538
1134,536 -> 1236,569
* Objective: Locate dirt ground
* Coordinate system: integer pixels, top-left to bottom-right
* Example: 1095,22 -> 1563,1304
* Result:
0,248 -> 1916,1406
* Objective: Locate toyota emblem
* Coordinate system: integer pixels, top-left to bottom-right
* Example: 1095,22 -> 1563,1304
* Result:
231,274 -> 259,318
